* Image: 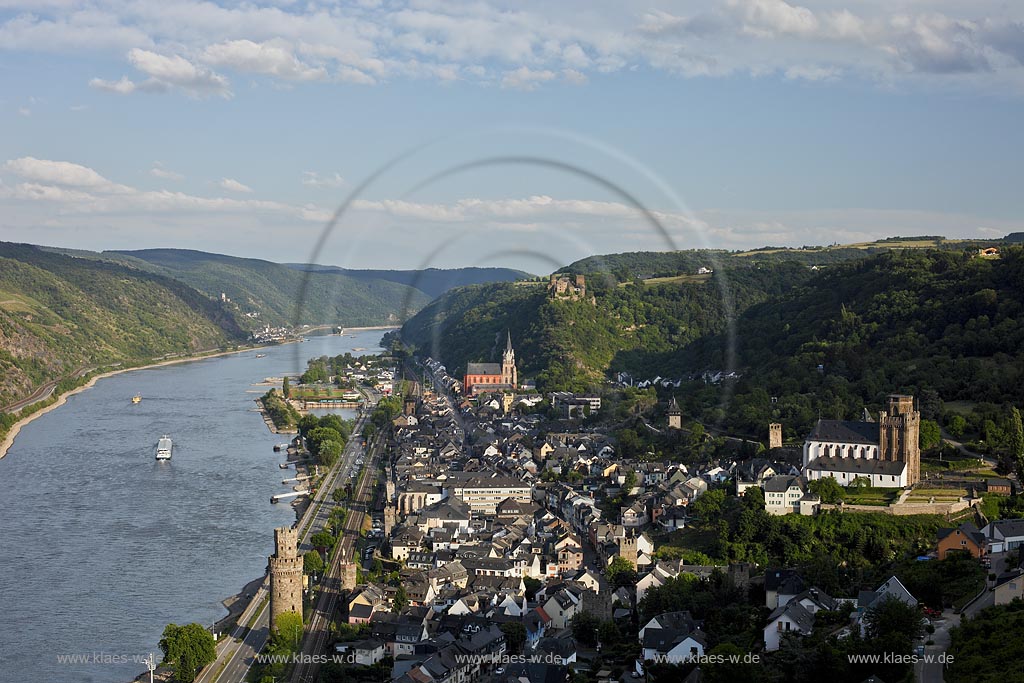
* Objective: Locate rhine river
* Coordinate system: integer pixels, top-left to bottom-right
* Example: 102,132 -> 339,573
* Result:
0,328 -> 390,683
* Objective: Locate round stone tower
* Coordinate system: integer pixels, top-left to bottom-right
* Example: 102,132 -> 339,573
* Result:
269,526 -> 303,631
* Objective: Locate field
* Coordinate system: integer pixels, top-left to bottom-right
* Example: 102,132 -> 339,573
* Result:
290,386 -> 351,399
642,273 -> 712,286
842,487 -> 900,506
905,487 -> 969,503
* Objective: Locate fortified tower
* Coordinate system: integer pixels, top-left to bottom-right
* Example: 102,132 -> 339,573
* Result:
269,526 -> 303,631
667,398 -> 682,430
879,394 -> 920,485
619,533 -> 639,569
769,423 -> 783,450
501,331 -> 518,389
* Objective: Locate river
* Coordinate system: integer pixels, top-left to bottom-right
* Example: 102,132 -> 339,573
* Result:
0,328 -> 391,683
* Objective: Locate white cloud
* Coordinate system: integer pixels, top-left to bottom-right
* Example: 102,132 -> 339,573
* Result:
501,66 -> 557,90
202,39 -> 327,81
0,0 -> 1022,97
124,48 -> 231,98
18,106 -> 31,116
89,76 -> 138,94
3,156 -> 133,193
784,64 -> 840,81
218,178 -> 254,193
302,171 -> 347,188
150,163 -> 184,181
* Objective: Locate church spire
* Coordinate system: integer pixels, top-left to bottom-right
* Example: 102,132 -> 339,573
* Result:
506,329 -> 513,354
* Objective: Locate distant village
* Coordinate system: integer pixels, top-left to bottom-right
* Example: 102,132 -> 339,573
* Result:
317,333 -> 1024,683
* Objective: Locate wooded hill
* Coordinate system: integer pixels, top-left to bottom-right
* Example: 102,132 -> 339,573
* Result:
0,242 -> 245,408
402,240 -> 1024,438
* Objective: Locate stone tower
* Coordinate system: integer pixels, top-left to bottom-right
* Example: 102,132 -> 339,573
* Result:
501,331 -> 518,388
340,561 -> 358,591
667,397 -> 682,430
269,526 -> 303,632
769,423 -> 783,450
383,504 -> 397,536
879,394 -> 920,485
619,533 -> 639,569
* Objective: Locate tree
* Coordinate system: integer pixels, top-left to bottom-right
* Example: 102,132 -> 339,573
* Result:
282,376 -> 291,399
622,470 -> 638,494
947,413 -> 967,438
571,612 -> 600,646
1009,406 -> 1024,482
311,531 -> 336,550
159,623 -> 216,683
864,595 -> 925,655
393,585 -> 409,614
690,489 -> 726,527
303,550 -> 324,575
317,439 -> 342,467
920,419 -> 942,451
807,477 -> 844,504
605,555 -> 638,588
500,621 -> 527,654
273,611 -> 304,651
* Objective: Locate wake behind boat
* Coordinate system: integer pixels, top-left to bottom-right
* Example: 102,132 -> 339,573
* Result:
156,436 -> 172,461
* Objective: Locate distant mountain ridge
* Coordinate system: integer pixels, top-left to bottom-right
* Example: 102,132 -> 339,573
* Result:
0,242 -> 245,408
285,264 -> 531,298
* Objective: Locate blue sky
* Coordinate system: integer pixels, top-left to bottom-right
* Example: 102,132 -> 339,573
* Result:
1,1 -> 1022,271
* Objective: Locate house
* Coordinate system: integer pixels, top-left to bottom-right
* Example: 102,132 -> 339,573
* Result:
857,576 -> 918,618
540,586 -> 583,630
937,522 -> 987,559
765,569 -> 806,609
349,638 -> 386,666
763,475 -> 808,516
987,478 -> 1014,495
764,601 -> 815,651
994,569 -> 1024,605
639,611 -> 706,663
981,519 -> 1024,554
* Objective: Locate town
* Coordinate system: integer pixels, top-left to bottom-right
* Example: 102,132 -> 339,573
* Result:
246,333 -> 1024,683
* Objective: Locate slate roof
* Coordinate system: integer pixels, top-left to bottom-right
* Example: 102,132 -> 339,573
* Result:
767,601 -> 815,635
807,419 -> 880,445
937,522 -> 985,547
804,456 -> 906,476
466,363 -> 502,375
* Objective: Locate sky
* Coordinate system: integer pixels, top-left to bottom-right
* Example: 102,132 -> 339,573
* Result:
1,0 -> 1023,272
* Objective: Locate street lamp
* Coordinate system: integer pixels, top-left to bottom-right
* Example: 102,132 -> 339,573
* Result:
143,653 -> 156,683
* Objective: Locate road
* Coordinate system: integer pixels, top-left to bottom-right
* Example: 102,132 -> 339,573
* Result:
3,365 -> 96,413
915,609 -> 959,683
194,394 -> 377,683
290,402 -> 386,683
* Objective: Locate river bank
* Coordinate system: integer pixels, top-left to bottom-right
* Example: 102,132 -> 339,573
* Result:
0,345 -> 271,460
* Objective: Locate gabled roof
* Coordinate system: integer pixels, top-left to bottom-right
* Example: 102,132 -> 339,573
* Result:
766,601 -> 815,635
937,522 -> 985,547
804,456 -> 906,476
466,362 -> 502,375
807,419 -> 880,445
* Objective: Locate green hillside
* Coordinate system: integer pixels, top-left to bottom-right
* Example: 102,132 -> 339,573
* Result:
108,249 -> 431,328
0,242 -> 245,409
401,255 -> 818,392
695,246 -> 1024,437
403,242 -> 1024,449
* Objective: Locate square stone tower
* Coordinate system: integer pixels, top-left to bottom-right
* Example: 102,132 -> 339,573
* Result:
769,423 -> 783,450
879,394 -> 920,485
667,397 -> 682,430
269,526 -> 304,631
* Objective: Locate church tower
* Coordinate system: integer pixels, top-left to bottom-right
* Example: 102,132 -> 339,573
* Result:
501,330 -> 518,389
269,526 -> 303,632
667,397 -> 682,430
879,394 -> 920,485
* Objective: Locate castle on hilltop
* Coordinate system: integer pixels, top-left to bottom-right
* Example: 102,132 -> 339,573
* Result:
802,394 -> 921,488
463,330 -> 518,396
